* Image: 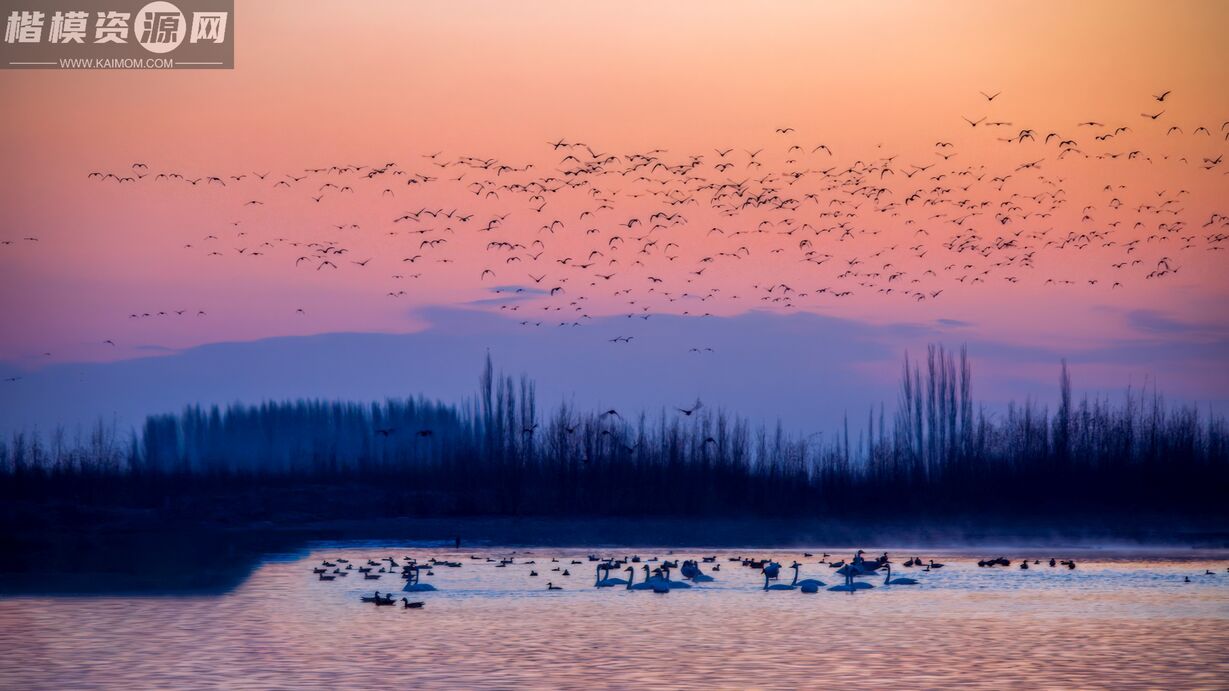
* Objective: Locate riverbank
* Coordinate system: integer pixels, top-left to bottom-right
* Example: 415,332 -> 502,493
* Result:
3,503 -> 1227,595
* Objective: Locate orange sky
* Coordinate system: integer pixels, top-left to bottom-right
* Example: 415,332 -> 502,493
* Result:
0,0 -> 1227,404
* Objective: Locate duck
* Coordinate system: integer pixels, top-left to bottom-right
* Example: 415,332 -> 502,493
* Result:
401,598 -> 424,609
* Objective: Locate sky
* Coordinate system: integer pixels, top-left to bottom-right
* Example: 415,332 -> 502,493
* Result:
1,0 -> 1227,436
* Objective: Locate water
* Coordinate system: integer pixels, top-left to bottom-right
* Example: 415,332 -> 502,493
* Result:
2,546 -> 1227,689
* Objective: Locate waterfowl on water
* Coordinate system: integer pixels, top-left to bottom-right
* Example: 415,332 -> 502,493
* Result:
401,598 -> 424,609
828,570 -> 861,592
763,569 -> 796,591
361,591 -> 395,605
680,560 -> 715,582
594,564 -> 628,587
790,562 -> 825,591
546,582 -> 563,590
883,563 -> 918,586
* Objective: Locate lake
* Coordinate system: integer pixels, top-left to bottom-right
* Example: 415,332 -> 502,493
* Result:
1,545 -> 1227,689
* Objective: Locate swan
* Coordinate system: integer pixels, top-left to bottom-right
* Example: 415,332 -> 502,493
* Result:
883,563 -> 918,586
825,570 -> 875,592
833,564 -> 876,589
680,560 -> 715,582
655,564 -> 692,588
762,561 -> 782,580
763,569 -> 796,591
625,566 -> 658,591
401,598 -> 424,609
546,582 -> 563,590
626,566 -> 688,591
595,564 -> 628,587
402,569 -> 437,592
790,562 -> 825,591
828,571 -> 859,592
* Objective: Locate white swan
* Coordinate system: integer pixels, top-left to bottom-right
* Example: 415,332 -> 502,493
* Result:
834,563 -> 876,588
680,560 -> 715,582
626,565 -> 690,591
763,569 -> 796,591
790,562 -> 825,592
762,561 -> 782,580
654,564 -> 692,589
828,570 -> 859,592
402,568 -> 437,592
624,566 -> 659,591
883,563 -> 918,586
594,564 -> 628,588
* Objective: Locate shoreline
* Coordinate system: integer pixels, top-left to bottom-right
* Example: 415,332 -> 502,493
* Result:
2,514 -> 1226,597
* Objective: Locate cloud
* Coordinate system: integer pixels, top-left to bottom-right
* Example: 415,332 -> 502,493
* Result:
1126,309 -> 1219,337
1,307 -> 1224,439
466,285 -> 549,305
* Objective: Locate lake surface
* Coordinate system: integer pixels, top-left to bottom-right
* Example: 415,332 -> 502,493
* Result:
2,545 -> 1227,689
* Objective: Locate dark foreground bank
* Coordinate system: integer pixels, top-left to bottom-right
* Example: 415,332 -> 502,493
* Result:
3,496 -> 1226,596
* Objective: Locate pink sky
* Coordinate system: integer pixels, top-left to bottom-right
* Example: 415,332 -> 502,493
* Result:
1,0 -> 1227,417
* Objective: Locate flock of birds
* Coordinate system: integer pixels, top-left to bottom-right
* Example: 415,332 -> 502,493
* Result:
6,89 -> 1225,360
311,549 -> 1228,607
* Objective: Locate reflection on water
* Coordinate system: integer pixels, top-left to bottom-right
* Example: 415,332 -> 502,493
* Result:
2,547 -> 1227,689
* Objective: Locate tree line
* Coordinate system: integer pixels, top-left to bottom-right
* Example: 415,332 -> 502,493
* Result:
2,347 -> 1225,520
